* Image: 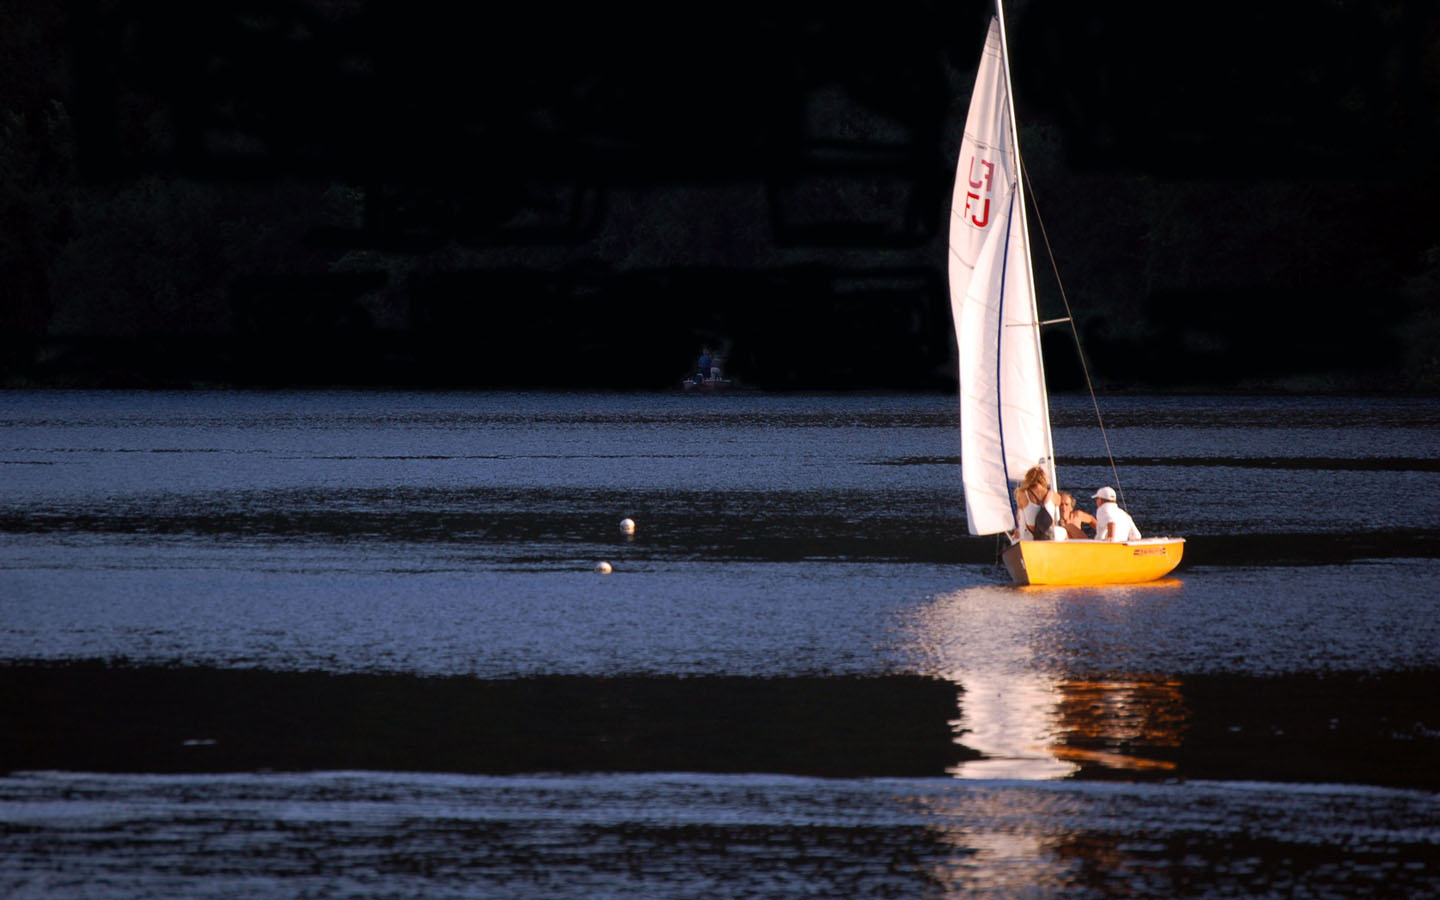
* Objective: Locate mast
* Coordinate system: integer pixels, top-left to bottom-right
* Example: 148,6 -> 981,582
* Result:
949,11 -> 1056,537
992,0 -> 1058,493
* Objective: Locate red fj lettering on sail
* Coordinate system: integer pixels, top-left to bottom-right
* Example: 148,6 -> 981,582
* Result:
965,156 -> 994,228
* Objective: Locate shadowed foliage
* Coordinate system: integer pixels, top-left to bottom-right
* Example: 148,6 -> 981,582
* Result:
2,0 -> 1437,390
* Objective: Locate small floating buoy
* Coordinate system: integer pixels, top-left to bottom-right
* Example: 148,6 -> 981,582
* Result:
620,518 -> 636,534
595,561 -> 613,574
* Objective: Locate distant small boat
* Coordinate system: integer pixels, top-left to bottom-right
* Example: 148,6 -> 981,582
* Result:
948,5 -> 1183,586
682,375 -> 733,393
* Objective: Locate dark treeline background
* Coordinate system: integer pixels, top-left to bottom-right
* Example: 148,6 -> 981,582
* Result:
2,0 -> 1437,391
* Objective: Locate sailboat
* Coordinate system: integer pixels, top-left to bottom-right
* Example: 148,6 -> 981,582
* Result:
948,4 -> 1183,586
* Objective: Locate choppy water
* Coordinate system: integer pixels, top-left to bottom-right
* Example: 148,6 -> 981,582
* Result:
2,389 -> 1438,898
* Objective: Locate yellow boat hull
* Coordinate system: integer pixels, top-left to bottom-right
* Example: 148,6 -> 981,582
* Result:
1001,538 -> 1185,586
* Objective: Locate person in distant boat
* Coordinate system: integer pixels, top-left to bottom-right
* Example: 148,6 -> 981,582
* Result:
1057,492 -> 1096,539
709,352 -> 724,380
1014,464 -> 1063,541
1092,486 -> 1141,541
697,347 -> 712,381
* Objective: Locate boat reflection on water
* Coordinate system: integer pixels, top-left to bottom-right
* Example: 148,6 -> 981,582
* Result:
896,580 -> 1187,780
948,673 -> 1187,780
947,670 -> 1082,779
1045,677 -> 1186,773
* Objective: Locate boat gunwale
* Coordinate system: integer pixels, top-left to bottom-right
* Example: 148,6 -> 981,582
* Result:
1001,536 -> 1185,586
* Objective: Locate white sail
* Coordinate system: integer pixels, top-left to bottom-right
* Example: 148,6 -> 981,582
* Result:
948,15 -> 1055,537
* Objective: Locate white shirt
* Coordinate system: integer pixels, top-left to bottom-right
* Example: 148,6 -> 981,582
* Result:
1094,502 -> 1141,542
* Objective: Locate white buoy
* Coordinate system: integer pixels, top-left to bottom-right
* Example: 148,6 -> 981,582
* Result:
619,518 -> 636,534
595,561 -> 613,574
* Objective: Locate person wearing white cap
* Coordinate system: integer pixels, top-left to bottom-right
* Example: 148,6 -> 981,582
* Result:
1091,486 -> 1141,542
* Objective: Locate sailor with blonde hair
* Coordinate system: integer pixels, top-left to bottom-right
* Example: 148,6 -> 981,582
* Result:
1013,464 -> 1063,541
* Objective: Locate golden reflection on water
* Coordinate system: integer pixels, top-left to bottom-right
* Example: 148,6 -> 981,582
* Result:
1048,678 -> 1186,773
1014,577 -> 1185,596
896,581 -> 1189,780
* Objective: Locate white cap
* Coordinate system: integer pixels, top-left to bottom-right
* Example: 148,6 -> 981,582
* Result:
1092,486 -> 1117,501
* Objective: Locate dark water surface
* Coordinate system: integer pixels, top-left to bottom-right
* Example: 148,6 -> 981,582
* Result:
2,390 -> 1438,898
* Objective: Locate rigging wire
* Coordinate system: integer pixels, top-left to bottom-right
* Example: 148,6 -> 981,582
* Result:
1021,166 -> 1128,510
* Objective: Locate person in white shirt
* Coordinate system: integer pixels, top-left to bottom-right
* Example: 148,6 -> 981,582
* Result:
1091,486 -> 1141,541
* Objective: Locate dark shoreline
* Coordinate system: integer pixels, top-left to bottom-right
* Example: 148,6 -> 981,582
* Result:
3,377 -> 1437,396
